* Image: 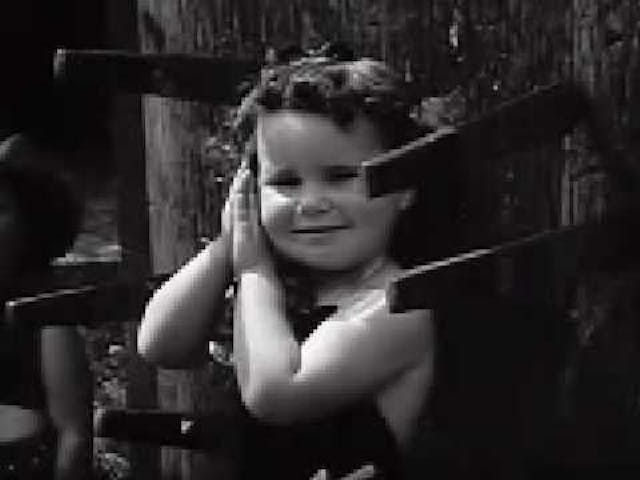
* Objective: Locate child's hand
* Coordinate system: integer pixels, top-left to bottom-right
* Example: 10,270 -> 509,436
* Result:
221,165 -> 243,244
310,464 -> 376,480
229,164 -> 273,276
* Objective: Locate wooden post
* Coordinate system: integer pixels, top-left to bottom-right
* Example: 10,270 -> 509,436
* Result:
105,1 -> 160,479
135,1 -> 232,478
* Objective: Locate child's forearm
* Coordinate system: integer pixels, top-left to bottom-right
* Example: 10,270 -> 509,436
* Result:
235,267 -> 300,418
138,234 -> 232,368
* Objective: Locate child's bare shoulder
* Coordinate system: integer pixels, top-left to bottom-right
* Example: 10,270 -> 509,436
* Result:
334,261 -> 431,328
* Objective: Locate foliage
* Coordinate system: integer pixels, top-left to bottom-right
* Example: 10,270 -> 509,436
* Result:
84,325 -> 131,479
68,198 -> 131,479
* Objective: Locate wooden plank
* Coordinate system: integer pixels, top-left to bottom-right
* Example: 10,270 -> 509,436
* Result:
4,276 -> 159,327
94,408 -> 239,451
54,49 -> 258,103
363,82 -> 589,197
2,275 -> 232,341
104,1 -> 161,478
136,1 -> 237,477
387,206 -> 640,312
5,283 -> 133,328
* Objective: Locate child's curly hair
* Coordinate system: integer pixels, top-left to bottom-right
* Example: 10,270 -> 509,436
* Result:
236,43 -> 424,148
0,134 -> 83,273
235,43 -> 461,268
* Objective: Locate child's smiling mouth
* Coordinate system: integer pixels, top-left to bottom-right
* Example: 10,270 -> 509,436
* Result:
292,226 -> 348,234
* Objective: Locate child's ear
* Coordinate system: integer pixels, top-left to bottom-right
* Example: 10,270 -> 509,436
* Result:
399,189 -> 415,211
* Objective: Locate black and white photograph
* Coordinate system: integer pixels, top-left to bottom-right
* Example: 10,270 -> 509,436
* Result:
2,1 -> 640,479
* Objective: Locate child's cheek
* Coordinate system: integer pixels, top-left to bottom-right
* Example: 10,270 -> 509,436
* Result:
358,194 -> 405,226
259,187 -> 295,238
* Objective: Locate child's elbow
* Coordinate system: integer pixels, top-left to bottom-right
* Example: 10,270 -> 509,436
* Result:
137,309 -> 172,366
137,318 -> 208,369
137,335 -> 193,369
242,382 -> 296,426
136,323 -> 162,365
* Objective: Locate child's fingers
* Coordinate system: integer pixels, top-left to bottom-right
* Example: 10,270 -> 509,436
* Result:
342,464 -> 376,480
229,164 -> 248,199
310,464 -> 375,480
310,468 -> 330,480
233,169 -> 252,224
222,165 -> 247,233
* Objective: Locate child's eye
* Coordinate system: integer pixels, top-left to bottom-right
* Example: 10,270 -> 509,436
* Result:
325,166 -> 360,182
265,175 -> 301,187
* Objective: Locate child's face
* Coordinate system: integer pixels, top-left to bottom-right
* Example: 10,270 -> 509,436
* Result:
256,111 -> 410,272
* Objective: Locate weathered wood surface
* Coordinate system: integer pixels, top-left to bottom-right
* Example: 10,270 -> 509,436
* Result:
105,0 -> 160,478
90,0 -> 640,477
388,208 -> 640,314
364,82 -> 588,198
54,49 -> 257,103
556,0 -> 640,469
136,1 -> 238,478
94,407 -> 239,451
3,274 -> 233,342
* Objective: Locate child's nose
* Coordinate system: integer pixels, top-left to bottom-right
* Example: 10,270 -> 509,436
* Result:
296,185 -> 332,215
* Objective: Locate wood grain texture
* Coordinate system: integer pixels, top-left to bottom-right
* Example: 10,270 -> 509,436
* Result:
87,1 -> 640,476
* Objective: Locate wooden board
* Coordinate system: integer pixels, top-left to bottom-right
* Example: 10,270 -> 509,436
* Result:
55,49 -> 258,104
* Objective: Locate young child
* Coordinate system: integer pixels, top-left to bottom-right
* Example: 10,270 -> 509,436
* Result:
138,47 -> 452,479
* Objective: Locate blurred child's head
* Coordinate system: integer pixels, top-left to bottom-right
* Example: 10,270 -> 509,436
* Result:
0,134 -> 82,281
236,46 -> 459,271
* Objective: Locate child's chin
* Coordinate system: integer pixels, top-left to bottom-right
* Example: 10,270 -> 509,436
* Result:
273,238 -> 379,274
292,253 -> 357,272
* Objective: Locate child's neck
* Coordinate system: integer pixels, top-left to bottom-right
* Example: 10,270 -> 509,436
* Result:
274,253 -> 395,307
312,256 -> 392,306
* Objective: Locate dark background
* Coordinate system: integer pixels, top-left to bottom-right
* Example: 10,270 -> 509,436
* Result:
0,1 -> 107,148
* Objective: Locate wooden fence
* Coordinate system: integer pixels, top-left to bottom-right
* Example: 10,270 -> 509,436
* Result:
98,0 -> 640,477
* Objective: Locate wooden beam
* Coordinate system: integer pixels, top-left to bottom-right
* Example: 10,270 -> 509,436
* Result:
54,49 -> 258,103
3,275 -> 232,340
104,1 -> 160,477
94,408 -> 238,451
363,82 -> 589,197
388,206 -> 640,312
5,283 -> 132,328
4,274 -> 163,328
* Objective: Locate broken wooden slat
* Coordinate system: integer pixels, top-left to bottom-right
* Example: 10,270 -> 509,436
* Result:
3,276 -> 165,328
54,49 -> 258,103
3,273 -> 233,340
387,206 -> 640,312
94,407 -> 238,451
5,282 -> 134,327
364,82 -> 588,197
